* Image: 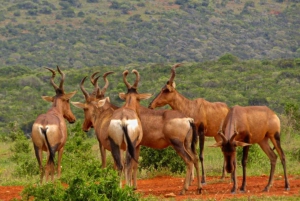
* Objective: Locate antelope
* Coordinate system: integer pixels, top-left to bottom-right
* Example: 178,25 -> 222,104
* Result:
148,63 -> 230,184
72,71 -> 116,168
73,71 -> 202,194
211,105 -> 290,193
108,69 -> 151,188
31,66 -> 77,183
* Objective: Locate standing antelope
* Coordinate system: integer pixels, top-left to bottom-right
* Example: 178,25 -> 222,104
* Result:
31,66 -> 77,183
211,105 -> 290,193
73,72 -> 202,194
148,63 -> 229,184
72,72 -> 116,168
108,69 -> 151,188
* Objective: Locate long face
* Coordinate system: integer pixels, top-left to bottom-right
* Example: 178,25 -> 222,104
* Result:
221,141 -> 236,173
82,103 -> 95,132
148,83 -> 175,109
61,99 -> 76,124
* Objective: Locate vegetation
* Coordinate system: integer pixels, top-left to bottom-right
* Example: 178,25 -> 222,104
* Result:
0,56 -> 300,199
0,0 -> 298,67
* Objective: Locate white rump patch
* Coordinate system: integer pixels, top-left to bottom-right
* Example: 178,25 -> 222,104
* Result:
126,119 -> 139,132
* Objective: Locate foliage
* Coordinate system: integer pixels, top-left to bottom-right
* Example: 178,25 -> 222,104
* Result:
0,1 -> 298,67
9,129 -> 39,177
139,146 -> 186,173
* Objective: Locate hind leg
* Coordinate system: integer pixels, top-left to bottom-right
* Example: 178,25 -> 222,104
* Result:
34,145 -> 44,184
270,132 -> 290,190
132,145 -> 140,190
198,125 -> 206,184
258,137 -> 277,192
109,137 -> 123,188
170,138 -> 194,195
185,140 -> 202,194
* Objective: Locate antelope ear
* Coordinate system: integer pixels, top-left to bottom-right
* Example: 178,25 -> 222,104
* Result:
235,141 -> 251,147
166,84 -> 175,92
138,93 -> 152,100
119,93 -> 126,100
71,102 -> 86,109
105,97 -> 111,103
171,81 -> 176,89
62,91 -> 77,101
97,100 -> 106,107
41,96 -> 54,102
209,141 -> 223,147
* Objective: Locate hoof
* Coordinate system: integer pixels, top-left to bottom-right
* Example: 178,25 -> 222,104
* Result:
263,188 -> 269,192
231,189 -> 237,194
197,188 -> 202,194
285,187 -> 290,191
201,182 -> 207,185
180,190 -> 186,195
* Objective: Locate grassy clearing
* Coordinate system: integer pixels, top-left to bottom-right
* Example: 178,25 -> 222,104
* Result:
0,114 -> 300,200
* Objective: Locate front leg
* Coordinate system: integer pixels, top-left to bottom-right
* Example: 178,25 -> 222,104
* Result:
231,159 -> 238,194
240,146 -> 250,192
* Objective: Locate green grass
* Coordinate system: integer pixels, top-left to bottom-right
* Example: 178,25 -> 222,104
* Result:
1,118 -> 300,200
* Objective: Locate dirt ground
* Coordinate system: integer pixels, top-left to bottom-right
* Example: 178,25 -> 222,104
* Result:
0,175 -> 299,201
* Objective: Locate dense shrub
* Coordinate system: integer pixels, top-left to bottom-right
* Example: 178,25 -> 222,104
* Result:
139,146 -> 186,173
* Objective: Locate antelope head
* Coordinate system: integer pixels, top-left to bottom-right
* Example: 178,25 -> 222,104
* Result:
42,66 -> 77,123
119,69 -> 152,110
72,71 -> 114,131
148,63 -> 182,109
210,121 -> 250,173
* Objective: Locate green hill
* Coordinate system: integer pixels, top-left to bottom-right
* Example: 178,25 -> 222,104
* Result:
0,0 -> 299,67
1,57 -> 300,135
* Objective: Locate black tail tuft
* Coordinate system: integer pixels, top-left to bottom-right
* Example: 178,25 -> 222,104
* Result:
190,122 -> 198,154
40,127 -> 55,166
122,125 -> 138,163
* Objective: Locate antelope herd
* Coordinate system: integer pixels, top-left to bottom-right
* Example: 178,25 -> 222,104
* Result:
32,64 -> 290,195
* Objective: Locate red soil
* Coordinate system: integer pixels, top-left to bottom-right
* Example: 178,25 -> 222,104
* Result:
1,175 -> 299,201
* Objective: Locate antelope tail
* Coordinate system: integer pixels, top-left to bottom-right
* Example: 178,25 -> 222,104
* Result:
40,127 -> 55,166
122,125 -> 138,163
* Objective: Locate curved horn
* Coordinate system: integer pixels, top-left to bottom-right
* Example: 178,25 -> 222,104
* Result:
93,76 -> 103,98
56,66 -> 65,92
90,72 -> 100,85
45,67 -> 59,91
123,70 -> 131,89
230,121 -> 238,143
169,63 -> 182,84
218,120 -> 224,135
80,76 -> 90,101
132,69 -> 140,89
101,71 -> 114,95
218,132 -> 227,143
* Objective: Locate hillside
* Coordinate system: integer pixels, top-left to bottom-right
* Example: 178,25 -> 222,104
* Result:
1,58 -> 300,135
0,0 -> 299,67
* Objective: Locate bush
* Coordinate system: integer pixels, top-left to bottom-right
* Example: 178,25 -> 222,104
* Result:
218,53 -> 239,65
139,146 -> 186,173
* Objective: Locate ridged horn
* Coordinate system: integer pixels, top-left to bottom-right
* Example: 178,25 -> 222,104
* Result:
45,67 -> 59,91
132,69 -> 140,89
123,70 -> 131,89
80,76 -> 90,101
56,66 -> 65,92
101,71 -> 114,94
169,63 -> 182,84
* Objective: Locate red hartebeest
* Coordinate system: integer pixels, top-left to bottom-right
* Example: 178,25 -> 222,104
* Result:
31,66 -> 77,183
148,63 -> 229,184
71,72 -> 115,168
73,71 -> 202,194
108,69 -> 151,188
211,105 -> 290,193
